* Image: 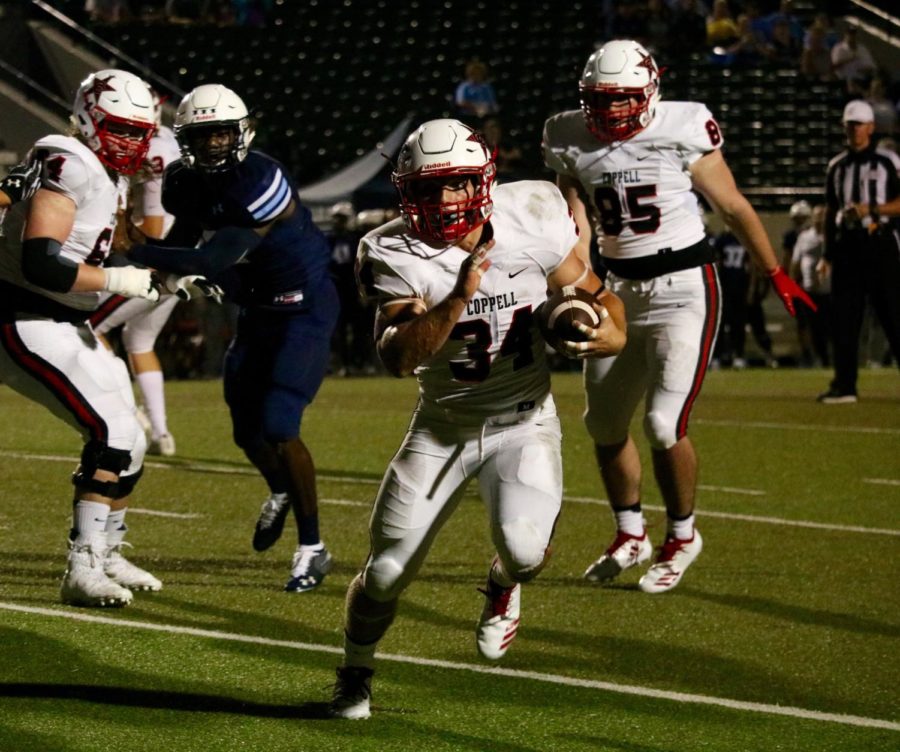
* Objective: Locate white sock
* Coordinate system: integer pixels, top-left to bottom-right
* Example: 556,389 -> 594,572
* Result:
105,507 -> 128,548
135,369 -> 168,438
613,506 -> 645,537
668,514 -> 695,540
343,634 -> 377,670
298,542 -> 324,553
73,500 -> 110,546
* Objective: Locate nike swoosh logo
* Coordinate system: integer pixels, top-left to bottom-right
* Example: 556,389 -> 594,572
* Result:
508,268 -> 528,278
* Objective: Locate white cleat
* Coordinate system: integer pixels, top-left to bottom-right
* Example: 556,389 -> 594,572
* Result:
61,542 -> 133,608
638,530 -> 703,594
148,433 -> 176,457
104,544 -> 162,591
476,578 -> 521,660
329,666 -> 374,720
583,531 -> 653,583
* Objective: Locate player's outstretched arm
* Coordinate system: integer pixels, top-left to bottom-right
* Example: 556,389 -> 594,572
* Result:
376,239 -> 494,377
691,149 -> 815,316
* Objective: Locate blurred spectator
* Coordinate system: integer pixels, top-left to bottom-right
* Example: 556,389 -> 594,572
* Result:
782,199 -> 811,271
801,20 -> 836,80
643,0 -> 674,57
866,77 -> 897,139
608,1 -> 646,42
722,13 -> 769,67
481,117 -> 523,180
454,59 -> 499,127
706,0 -> 739,48
767,17 -> 802,66
762,0 -> 804,45
831,26 -> 876,96
743,1 -> 770,43
790,204 -> 831,367
805,12 -> 840,50
327,202 -> 375,377
669,0 -> 707,56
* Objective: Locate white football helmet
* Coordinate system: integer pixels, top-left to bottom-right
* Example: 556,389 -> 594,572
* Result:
174,84 -> 255,171
393,118 -> 496,243
789,200 -> 812,220
71,69 -> 156,174
579,40 -> 661,142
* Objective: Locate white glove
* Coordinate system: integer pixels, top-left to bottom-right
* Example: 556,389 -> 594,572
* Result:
103,266 -> 160,301
162,273 -> 224,304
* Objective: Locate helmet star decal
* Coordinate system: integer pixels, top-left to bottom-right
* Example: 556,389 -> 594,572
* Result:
89,75 -> 117,99
636,52 -> 658,76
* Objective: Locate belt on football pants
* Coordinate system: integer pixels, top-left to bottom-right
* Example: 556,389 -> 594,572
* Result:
602,238 -> 715,280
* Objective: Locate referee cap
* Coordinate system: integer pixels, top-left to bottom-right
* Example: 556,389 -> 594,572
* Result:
842,100 -> 874,124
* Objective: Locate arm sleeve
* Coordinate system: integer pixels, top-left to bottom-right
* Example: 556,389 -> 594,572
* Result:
21,237 -> 79,292
128,225 -> 262,276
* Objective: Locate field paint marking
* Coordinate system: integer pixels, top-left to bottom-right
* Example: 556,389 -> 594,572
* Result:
127,509 -> 201,519
2,450 -> 897,536
564,498 -> 900,537
863,478 -> 900,487
0,602 -> 896,732
694,418 -> 900,436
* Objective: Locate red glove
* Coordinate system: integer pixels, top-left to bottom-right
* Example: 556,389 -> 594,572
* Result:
768,265 -> 816,317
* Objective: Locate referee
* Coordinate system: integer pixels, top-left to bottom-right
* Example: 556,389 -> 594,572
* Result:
817,100 -> 900,403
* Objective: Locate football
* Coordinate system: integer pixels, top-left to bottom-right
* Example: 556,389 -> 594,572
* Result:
537,285 -> 601,347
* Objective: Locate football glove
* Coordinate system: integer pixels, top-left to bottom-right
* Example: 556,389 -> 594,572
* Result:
768,265 -> 816,317
0,156 -> 43,204
104,266 -> 160,302
162,274 -> 224,304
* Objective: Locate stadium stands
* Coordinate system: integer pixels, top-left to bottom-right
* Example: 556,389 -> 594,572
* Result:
68,1 -> 849,210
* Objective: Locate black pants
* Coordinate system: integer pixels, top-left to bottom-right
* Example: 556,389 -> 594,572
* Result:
829,230 -> 900,393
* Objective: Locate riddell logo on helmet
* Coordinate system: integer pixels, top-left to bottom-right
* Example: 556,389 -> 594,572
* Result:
425,161 -> 451,169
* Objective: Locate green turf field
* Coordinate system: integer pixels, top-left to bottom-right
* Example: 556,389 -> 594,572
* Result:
0,368 -> 898,752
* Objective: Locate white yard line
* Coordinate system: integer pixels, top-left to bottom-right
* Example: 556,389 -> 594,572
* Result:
2,449 -> 897,536
863,478 -> 900,487
0,601 -> 896,732
693,418 -> 900,435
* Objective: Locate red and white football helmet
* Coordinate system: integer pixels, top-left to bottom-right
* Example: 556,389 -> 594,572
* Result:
393,118 -> 496,243
72,69 -> 156,174
174,84 -> 255,172
579,40 -> 661,143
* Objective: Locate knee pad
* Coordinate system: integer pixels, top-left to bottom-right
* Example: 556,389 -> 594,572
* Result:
116,466 -> 144,499
498,516 -> 550,582
72,439 -> 131,497
643,409 -> 678,450
363,554 -> 406,602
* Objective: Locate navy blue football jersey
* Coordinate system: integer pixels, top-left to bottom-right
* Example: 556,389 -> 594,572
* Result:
162,151 -> 331,310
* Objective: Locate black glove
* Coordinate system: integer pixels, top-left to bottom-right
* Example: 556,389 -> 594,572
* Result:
0,155 -> 44,204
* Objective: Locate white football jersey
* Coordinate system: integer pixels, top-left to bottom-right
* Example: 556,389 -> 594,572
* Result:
0,135 -> 123,311
134,125 -> 180,236
359,180 -> 578,416
543,101 -> 722,259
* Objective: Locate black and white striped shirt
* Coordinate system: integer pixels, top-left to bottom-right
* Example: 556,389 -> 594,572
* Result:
825,144 -> 900,234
